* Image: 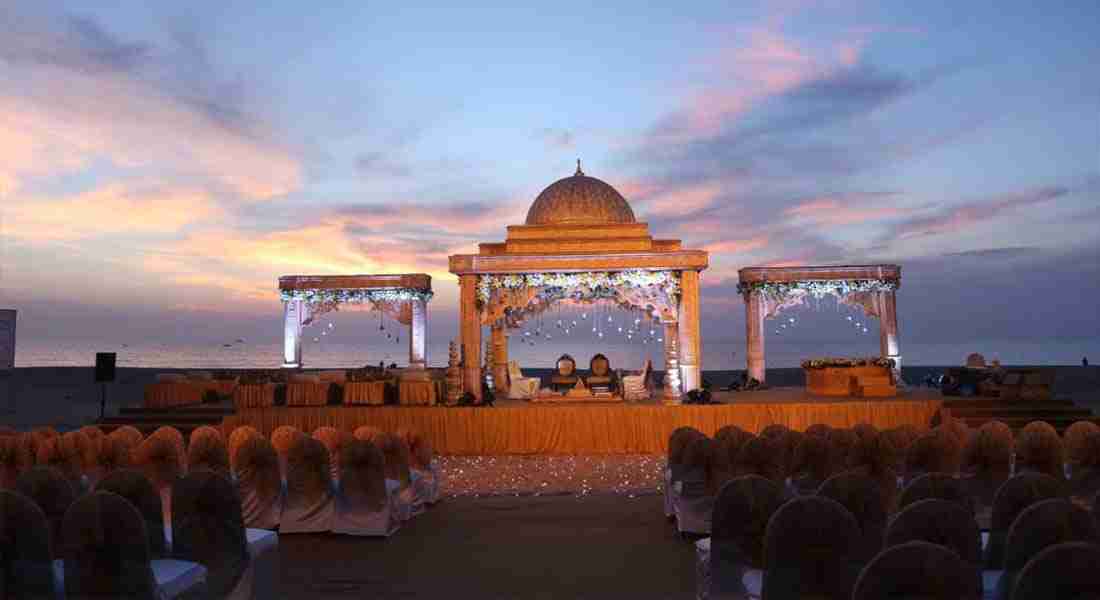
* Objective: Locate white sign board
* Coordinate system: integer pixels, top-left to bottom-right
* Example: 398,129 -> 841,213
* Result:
0,310 -> 15,370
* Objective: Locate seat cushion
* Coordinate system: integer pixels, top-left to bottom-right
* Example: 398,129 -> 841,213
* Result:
245,528 -> 279,558
152,559 -> 208,599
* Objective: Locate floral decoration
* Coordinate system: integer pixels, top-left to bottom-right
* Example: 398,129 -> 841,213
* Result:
476,270 -> 680,306
280,288 -> 434,304
801,357 -> 896,369
737,278 -> 898,300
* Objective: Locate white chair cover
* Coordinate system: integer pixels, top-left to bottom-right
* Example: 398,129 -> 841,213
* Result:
280,438 -> 335,534
245,529 -> 279,600
234,438 -> 284,530
674,473 -> 714,535
331,440 -> 401,537
507,361 -> 540,400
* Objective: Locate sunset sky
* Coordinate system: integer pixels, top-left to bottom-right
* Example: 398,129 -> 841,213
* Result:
2,1 -> 1098,362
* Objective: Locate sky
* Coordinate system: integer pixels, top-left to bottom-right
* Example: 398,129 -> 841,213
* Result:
1,1 -> 1098,365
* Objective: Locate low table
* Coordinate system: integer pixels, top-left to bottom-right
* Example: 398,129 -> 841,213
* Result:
805,365 -> 896,398
530,389 -> 624,403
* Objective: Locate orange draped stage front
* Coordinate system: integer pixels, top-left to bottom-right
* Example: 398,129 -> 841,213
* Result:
221,398 -> 942,455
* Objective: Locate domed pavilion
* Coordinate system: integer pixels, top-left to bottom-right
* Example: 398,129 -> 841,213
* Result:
449,163 -> 709,403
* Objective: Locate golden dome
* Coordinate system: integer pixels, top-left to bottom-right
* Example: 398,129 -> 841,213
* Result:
525,163 -> 636,226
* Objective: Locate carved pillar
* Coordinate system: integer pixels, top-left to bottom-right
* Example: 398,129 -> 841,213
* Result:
408,298 -> 428,369
664,321 -> 681,403
459,275 -> 482,402
878,290 -> 902,384
678,270 -> 702,393
282,299 -> 306,368
745,290 -> 766,383
491,323 -> 509,393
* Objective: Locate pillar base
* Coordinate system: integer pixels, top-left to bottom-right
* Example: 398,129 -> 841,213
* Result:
281,362 -> 300,369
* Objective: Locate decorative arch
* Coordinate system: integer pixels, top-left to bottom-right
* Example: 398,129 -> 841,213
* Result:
736,265 -> 902,384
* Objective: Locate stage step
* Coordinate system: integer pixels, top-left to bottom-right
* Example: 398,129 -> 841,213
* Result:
97,406 -> 233,437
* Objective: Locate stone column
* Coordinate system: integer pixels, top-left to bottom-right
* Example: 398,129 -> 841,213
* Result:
678,270 -> 702,393
745,290 -> 766,384
663,321 -> 681,403
491,323 -> 509,394
408,298 -> 428,369
459,275 -> 482,402
282,299 -> 305,368
878,290 -> 902,384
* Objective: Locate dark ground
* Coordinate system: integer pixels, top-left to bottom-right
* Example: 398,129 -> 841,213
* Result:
276,494 -> 693,600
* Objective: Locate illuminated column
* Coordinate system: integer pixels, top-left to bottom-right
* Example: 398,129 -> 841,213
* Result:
282,299 -> 306,368
459,275 -> 482,402
408,298 -> 428,369
745,290 -> 766,383
491,323 -> 509,394
878,290 -> 902,384
678,270 -> 702,392
664,320 -> 681,403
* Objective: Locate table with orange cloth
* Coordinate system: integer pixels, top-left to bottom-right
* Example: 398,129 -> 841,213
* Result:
143,383 -> 203,409
343,381 -> 387,405
286,382 -> 332,406
398,380 -> 436,406
234,383 -> 277,409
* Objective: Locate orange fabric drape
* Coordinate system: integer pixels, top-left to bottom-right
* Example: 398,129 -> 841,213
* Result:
221,399 -> 941,456
398,381 -> 436,406
233,384 -> 276,409
144,384 -> 202,409
343,381 -> 386,405
286,383 -> 331,406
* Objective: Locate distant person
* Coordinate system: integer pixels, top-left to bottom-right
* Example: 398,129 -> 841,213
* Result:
1085,356 -> 1090,367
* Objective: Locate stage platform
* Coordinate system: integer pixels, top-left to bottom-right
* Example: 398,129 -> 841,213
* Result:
220,387 -> 944,455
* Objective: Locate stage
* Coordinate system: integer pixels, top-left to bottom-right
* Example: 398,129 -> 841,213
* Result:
219,387 -> 944,455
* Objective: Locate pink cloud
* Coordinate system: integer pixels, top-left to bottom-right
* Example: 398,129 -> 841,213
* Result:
638,182 -> 725,219
703,235 -> 770,255
893,186 -> 1067,240
784,196 -> 913,226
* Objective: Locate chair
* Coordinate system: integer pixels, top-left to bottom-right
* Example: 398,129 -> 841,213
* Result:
507,360 -> 541,400
788,434 -> 833,496
898,472 -> 974,515
96,469 -> 169,558
280,437 -> 335,534
995,499 -> 1099,600
675,436 -> 716,536
0,434 -> 31,489
903,431 -> 957,486
36,432 -> 88,492
1064,421 -> 1100,473
60,491 -> 162,599
149,426 -> 187,477
187,430 -> 231,478
313,426 -> 348,481
960,421 -> 1014,527
1011,542 -> 1100,600
886,499 -> 982,580
332,439 -> 401,537
761,496 -> 861,600
707,475 -> 785,599
233,436 -> 284,530
621,358 -> 653,402
15,466 -> 76,556
734,436 -> 784,483
1014,421 -> 1065,480
550,354 -> 580,391
852,541 -> 981,600
171,470 -> 252,599
585,353 -> 616,392
135,434 -> 182,526
817,472 -> 888,563
380,433 -> 417,521
985,472 -> 1065,568
666,427 -> 704,519
1067,431 -> 1100,504
409,431 -> 441,505
0,489 -> 56,598
270,425 -> 306,480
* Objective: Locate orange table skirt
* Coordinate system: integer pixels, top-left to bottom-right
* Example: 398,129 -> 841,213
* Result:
344,381 -> 386,405
234,384 -> 276,409
222,398 -> 942,455
286,382 -> 332,406
144,383 -> 203,409
193,380 -> 238,397
398,381 -> 436,406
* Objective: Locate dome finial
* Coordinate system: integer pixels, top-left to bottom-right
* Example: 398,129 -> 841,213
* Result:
575,158 -> 584,176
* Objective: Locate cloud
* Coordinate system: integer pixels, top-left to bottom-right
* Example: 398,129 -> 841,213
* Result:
534,128 -> 576,150
942,246 -> 1043,259
783,192 -> 914,226
702,235 -> 770,255
637,182 -> 726,219
0,8 -> 300,198
889,186 -> 1067,240
6,184 -> 221,242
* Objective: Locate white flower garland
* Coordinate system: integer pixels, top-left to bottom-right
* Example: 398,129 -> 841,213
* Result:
280,288 -> 434,304
737,279 -> 898,300
476,270 -> 680,305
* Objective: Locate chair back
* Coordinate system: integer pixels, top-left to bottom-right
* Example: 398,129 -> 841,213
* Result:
1015,421 -> 1064,479
0,489 -> 55,598
37,432 -> 87,489
886,499 -> 982,566
852,541 -> 980,600
282,437 -> 334,532
95,469 -> 167,558
381,433 -> 412,486
232,436 -> 283,529
999,499 -> 1099,598
761,495 -> 860,600
61,491 -> 159,600
271,425 -> 305,478
898,472 -> 974,514
134,434 -> 181,494
589,354 -> 610,377
171,470 -> 250,598
712,476 -> 784,570
1011,542 -> 1100,600
0,435 -> 32,489
789,434 -> 833,496
148,426 -> 186,476
227,426 -> 262,472
1064,421 -> 1100,468
986,472 -> 1065,568
94,435 -> 134,479
15,466 -> 76,555
313,427 -> 347,479
668,427 -> 703,471
556,354 -> 576,377
817,471 -> 888,563
187,431 -> 230,478
735,436 -> 784,483
107,425 -> 144,450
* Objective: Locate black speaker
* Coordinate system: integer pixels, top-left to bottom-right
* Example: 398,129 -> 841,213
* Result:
95,352 -> 116,383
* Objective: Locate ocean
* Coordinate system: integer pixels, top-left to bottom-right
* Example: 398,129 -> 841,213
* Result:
12,337 -> 1095,369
